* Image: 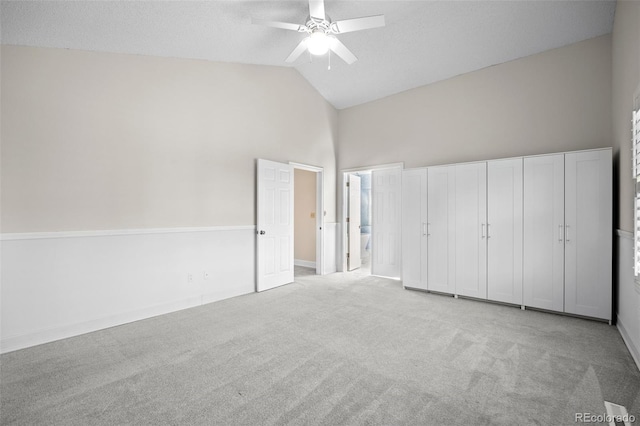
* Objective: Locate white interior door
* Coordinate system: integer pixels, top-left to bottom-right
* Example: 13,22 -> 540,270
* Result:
454,162 -> 487,299
401,169 -> 428,290
427,165 -> 456,294
487,158 -> 523,304
523,154 -> 565,311
257,159 -> 294,292
371,167 -> 402,278
348,174 -> 362,271
564,150 -> 612,320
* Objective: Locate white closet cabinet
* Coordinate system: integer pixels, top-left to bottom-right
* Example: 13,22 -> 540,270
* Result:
401,148 -> 611,322
523,149 -> 612,320
564,150 -> 612,320
487,158 -> 523,305
400,166 -> 455,294
401,169 -> 427,290
523,154 -> 565,312
454,163 -> 487,299
427,166 -> 456,294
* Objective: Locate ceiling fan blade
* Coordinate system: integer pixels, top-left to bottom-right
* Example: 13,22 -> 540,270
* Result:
332,15 -> 385,34
329,37 -> 357,65
252,18 -> 304,32
286,39 -> 308,63
309,0 -> 325,20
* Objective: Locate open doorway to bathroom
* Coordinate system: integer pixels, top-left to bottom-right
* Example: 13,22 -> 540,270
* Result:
345,171 -> 372,275
341,163 -> 402,278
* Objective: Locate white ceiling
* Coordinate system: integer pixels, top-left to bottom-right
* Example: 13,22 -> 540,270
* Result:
1,0 -> 616,109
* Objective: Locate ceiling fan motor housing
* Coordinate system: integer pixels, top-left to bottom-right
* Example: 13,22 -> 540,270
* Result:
305,16 -> 332,34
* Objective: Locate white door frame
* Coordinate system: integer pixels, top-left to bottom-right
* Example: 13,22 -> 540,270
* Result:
290,162 -> 325,275
339,163 -> 404,273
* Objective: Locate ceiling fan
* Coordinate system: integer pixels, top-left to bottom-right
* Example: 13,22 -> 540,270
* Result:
252,0 -> 385,66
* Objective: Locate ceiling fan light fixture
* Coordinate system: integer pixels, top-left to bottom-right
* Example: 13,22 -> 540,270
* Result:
306,31 -> 330,56
252,0 -> 385,65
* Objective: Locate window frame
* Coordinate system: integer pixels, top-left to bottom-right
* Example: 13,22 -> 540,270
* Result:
633,86 -> 640,277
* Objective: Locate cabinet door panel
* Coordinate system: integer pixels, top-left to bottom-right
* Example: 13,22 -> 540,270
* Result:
523,155 -> 564,311
487,158 -> 523,304
427,166 -> 456,294
401,169 -> 427,290
564,150 -> 612,320
454,162 -> 487,299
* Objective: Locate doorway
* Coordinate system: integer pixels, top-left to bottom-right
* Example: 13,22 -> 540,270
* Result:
341,164 -> 403,278
291,162 -> 324,278
256,159 -> 324,292
345,171 -> 372,274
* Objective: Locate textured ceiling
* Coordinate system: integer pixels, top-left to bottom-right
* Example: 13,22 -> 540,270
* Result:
1,0 -> 616,109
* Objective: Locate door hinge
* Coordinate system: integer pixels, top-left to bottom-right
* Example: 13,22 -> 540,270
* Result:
347,253 -> 350,258
346,218 -> 350,223
346,182 -> 350,187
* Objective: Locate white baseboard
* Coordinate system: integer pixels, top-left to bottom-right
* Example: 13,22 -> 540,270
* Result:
616,229 -> 640,372
1,296 -> 203,354
618,316 -> 640,372
1,227 -> 255,353
294,259 -> 316,268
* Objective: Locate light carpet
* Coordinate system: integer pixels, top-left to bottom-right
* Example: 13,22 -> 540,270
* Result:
2,271 -> 639,425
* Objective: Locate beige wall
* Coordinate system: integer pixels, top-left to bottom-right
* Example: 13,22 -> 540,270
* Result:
612,1 -> 640,232
338,35 -> 612,172
1,45 -> 337,232
294,168 -> 316,263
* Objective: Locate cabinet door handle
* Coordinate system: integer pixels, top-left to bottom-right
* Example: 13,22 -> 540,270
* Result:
487,223 -> 491,239
427,223 -> 431,236
558,225 -> 563,242
481,223 -> 485,238
565,225 -> 570,242
422,222 -> 427,236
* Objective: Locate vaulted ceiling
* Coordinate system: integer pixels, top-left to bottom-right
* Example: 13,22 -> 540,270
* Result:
1,1 -> 616,109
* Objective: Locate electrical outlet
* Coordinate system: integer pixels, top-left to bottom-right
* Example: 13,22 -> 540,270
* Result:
187,273 -> 193,283
203,271 -> 210,280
